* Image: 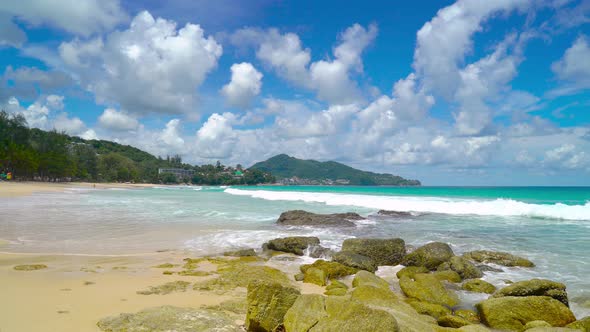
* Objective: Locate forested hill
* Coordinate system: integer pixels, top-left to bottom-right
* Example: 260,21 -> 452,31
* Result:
250,154 -> 421,186
0,111 -> 273,184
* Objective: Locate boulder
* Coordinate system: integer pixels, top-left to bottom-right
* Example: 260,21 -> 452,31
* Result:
399,273 -> 459,307
405,299 -> 451,319
476,264 -> 503,273
493,279 -> 569,306
377,210 -> 414,217
265,237 -> 320,256
396,266 -> 429,279
223,249 -> 257,257
276,210 -> 363,227
462,279 -> 497,294
524,320 -> 552,329
454,309 -> 480,324
309,296 -> 400,331
283,294 -> 328,332
303,267 -> 327,286
326,280 -> 348,291
463,250 -> 534,267
566,316 -> 590,331
437,256 -> 483,279
332,251 -> 377,272
476,296 -> 576,331
245,280 -> 301,332
308,245 -> 333,259
437,315 -> 474,328
432,270 -> 462,283
401,242 -> 454,270
97,306 -> 240,332
300,260 -> 358,281
294,273 -> 304,281
324,288 -> 347,296
341,238 -> 406,266
352,270 -> 390,289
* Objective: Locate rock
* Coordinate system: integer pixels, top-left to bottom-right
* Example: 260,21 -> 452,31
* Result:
265,237 -> 320,256
525,320 -> 552,329
308,245 -> 333,258
245,280 -> 301,332
476,264 -> 503,273
458,326 -> 491,332
283,294 -> 327,332
97,306 -> 240,331
137,281 -> 191,295
326,280 -> 348,290
493,279 -> 569,306
223,249 -> 257,257
462,279 -> 497,294
405,299 -> 451,319
438,315 -> 474,328
399,273 -> 459,307
303,267 -> 327,286
352,270 -> 390,289
324,288 -> 347,296
566,316 -> 590,331
377,210 -> 414,217
397,266 -> 429,279
454,309 -> 480,324
463,250 -> 535,267
341,238 -> 406,266
300,260 -> 358,280
432,270 -> 462,283
14,264 -> 47,271
153,263 -> 175,268
401,242 -> 454,270
332,251 -> 377,272
276,210 -> 363,227
294,273 -> 304,281
476,296 -> 576,331
205,299 -> 248,315
438,256 -> 483,279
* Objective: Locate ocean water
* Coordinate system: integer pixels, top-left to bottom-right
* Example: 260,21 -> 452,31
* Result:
0,185 -> 589,316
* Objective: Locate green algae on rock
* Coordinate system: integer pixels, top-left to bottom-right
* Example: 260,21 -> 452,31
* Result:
153,263 -> 174,268
300,259 -> 358,280
14,264 -> 47,271
283,294 -> 328,332
310,296 -> 400,331
341,238 -> 406,266
399,274 -> 459,307
303,267 -> 327,286
352,270 -> 390,289
332,251 -> 377,272
397,266 -> 429,279
437,314 -> 474,328
401,242 -> 454,270
454,309 -> 480,324
524,320 -> 553,329
97,305 -> 240,332
194,262 -> 290,293
405,299 -> 451,319
462,279 -> 497,294
324,287 -> 348,296
223,249 -> 257,257
565,316 -> 590,331
437,256 -> 483,280
463,250 -> 535,267
476,296 -> 576,331
245,280 -> 301,332
265,236 -> 320,256
493,279 -> 569,306
204,299 -> 248,315
432,270 -> 462,283
177,270 -> 211,277
137,281 -> 191,295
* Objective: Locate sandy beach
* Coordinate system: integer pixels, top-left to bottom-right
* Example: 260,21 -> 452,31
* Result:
0,182 -> 156,198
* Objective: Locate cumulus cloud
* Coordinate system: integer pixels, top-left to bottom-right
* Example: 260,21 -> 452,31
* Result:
195,113 -> 238,158
98,108 -> 139,131
59,10 -> 222,115
550,35 -> 590,96
0,0 -> 127,36
221,62 -> 263,108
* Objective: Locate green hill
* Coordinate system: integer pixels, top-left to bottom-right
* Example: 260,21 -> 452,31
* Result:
249,154 -> 420,186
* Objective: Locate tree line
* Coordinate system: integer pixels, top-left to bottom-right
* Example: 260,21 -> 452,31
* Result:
0,110 -> 275,185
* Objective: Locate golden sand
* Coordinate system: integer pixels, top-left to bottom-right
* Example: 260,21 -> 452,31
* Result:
0,182 -> 155,198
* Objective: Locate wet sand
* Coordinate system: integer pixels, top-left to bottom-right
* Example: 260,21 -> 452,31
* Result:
0,182 -> 156,198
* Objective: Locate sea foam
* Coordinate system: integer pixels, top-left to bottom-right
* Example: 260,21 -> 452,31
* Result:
224,188 -> 590,221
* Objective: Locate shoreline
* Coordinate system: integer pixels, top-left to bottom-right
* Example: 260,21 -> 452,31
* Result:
0,181 -> 156,198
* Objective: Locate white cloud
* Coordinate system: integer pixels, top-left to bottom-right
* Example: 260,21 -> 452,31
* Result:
195,113 -> 238,158
3,66 -> 72,90
160,119 -> 185,150
221,62 -> 263,108
59,10 -> 222,115
0,14 -> 26,47
551,35 -> 590,95
98,108 -> 139,131
0,0 -> 127,36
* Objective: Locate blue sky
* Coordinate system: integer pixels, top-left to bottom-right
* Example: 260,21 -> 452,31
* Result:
1,0 -> 589,185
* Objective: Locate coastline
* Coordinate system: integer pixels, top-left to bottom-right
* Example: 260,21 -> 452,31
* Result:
0,181 -> 156,198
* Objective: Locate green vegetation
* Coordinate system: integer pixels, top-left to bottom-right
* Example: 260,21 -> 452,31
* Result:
0,111 -> 273,184
250,154 -> 420,186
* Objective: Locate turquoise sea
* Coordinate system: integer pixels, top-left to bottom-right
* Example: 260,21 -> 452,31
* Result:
1,185 -> 589,316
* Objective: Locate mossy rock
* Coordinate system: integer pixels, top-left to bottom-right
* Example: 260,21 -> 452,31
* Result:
303,267 -> 327,286
341,238 -> 406,266
432,270 -> 462,283
326,280 -> 348,290
294,273 -> 304,281
401,242 -> 454,270
454,309 -> 480,324
223,249 -> 257,257
324,288 -> 348,296
463,250 -> 535,267
476,296 -> 576,331
153,263 -> 175,269
97,305 -> 240,331
352,270 -> 390,289
205,299 -> 248,315
524,320 -> 552,329
332,251 -> 377,272
437,314 -> 474,328
565,316 -> 590,331
493,279 -> 569,306
162,270 -> 174,275
178,270 -> 211,277
283,294 -> 328,332
14,264 -> 47,271
300,260 -> 358,280
310,296 -> 400,331
397,266 -> 429,279
405,299 -> 451,319
194,260 -> 290,293
245,280 -> 301,332
399,274 -> 459,307
182,257 -> 206,270
462,279 -> 496,294
137,281 -> 191,295
437,256 -> 483,279
265,237 -> 320,256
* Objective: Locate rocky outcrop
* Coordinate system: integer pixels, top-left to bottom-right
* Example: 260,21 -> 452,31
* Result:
405,299 -> 451,319
245,280 -> 301,332
352,270 -> 391,289
432,270 -> 462,283
341,238 -> 406,266
223,249 -> 257,257
476,296 -> 576,331
399,273 -> 459,307
97,306 -> 240,332
566,316 -> 590,331
264,237 -> 320,256
397,266 -> 429,279
462,279 -> 496,294
437,256 -> 483,280
283,294 -> 328,332
377,210 -> 414,217
332,251 -> 377,272
300,260 -> 358,286
401,242 -> 454,270
492,279 -> 569,306
437,314 -> 474,328
463,250 -> 535,267
276,210 -> 363,227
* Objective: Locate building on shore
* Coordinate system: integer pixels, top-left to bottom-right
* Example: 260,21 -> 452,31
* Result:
158,168 -> 194,179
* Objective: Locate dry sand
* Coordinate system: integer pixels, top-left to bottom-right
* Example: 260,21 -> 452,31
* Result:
0,182 -> 156,198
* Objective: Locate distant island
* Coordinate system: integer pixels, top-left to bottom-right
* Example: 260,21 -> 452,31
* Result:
249,154 -> 421,186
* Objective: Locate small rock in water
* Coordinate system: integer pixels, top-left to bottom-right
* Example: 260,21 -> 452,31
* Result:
462,279 -> 496,294
438,256 -> 483,279
341,238 -> 406,266
463,250 -> 534,267
276,210 -> 363,227
14,264 -> 47,271
492,279 -> 569,306
475,264 -> 503,273
377,210 -> 414,217
264,236 -> 320,256
223,248 -> 257,257
332,251 -> 377,272
401,242 -> 454,270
